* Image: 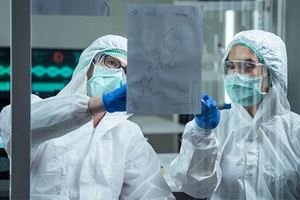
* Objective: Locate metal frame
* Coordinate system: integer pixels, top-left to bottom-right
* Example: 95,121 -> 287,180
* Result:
11,0 -> 31,199
174,0 -> 256,11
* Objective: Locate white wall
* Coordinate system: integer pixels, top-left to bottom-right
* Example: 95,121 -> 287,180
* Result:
0,0 -> 127,48
30,0 -> 128,48
0,0 -> 174,48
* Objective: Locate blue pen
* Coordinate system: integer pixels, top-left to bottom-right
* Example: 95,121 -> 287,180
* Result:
201,99 -> 231,110
217,103 -> 231,110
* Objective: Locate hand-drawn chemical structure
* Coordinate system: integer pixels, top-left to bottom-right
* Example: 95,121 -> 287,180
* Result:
163,28 -> 183,52
158,60 -> 176,70
173,81 -> 189,94
149,47 -> 172,60
147,65 -> 159,74
140,76 -> 153,93
151,49 -> 160,60
127,4 -> 203,114
146,60 -> 176,74
129,75 -> 155,94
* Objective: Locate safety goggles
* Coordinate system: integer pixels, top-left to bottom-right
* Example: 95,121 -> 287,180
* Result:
223,60 -> 268,77
94,53 -> 127,74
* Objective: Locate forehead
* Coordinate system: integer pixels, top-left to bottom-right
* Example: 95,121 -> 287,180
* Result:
228,44 -> 259,62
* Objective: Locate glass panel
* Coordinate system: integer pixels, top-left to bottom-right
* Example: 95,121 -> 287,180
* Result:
172,1 -> 299,200
0,0 -> 10,199
173,0 -> 284,117
1,0 -> 291,199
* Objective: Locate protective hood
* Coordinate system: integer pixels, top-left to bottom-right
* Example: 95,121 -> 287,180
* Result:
222,30 -> 290,118
222,30 -> 288,95
58,35 -> 127,96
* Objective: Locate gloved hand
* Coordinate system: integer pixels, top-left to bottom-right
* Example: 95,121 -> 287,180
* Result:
195,94 -> 220,129
102,84 -> 126,113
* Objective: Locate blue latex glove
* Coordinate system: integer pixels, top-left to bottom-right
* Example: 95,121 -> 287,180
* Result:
102,84 -> 127,113
195,94 -> 220,129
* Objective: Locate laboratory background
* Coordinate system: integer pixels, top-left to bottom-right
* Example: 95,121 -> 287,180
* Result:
0,0 -> 300,199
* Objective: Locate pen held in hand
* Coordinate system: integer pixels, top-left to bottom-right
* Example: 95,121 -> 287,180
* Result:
201,99 -> 231,110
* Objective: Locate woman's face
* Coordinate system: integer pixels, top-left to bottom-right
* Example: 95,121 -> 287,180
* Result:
227,45 -> 263,76
227,45 -> 270,92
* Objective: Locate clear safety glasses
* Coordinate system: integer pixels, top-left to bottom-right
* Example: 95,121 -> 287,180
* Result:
94,54 -> 127,74
223,60 -> 268,77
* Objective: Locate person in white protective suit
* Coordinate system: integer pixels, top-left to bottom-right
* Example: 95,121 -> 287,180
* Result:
170,30 -> 300,199
0,35 -> 175,200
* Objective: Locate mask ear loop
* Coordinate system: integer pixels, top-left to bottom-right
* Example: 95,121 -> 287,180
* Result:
267,67 -> 273,88
221,55 -> 229,79
259,65 -> 271,95
120,65 -> 127,74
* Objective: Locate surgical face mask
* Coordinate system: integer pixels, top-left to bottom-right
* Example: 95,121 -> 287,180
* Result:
86,65 -> 126,97
224,73 -> 266,106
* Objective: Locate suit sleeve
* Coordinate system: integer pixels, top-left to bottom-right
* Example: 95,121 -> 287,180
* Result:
0,94 -> 92,157
170,119 -> 222,198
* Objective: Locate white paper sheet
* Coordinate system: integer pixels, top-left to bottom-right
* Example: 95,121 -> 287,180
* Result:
32,0 -> 110,16
127,4 -> 203,114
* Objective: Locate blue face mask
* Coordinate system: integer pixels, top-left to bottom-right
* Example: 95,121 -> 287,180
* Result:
225,73 -> 266,106
87,65 -> 126,97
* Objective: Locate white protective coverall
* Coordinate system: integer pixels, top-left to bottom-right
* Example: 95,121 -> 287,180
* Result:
170,30 -> 300,200
0,35 -> 174,200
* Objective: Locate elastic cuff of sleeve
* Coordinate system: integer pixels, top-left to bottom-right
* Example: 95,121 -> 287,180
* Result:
88,96 -> 101,116
102,94 -> 109,112
102,94 -> 114,113
192,119 -> 213,136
